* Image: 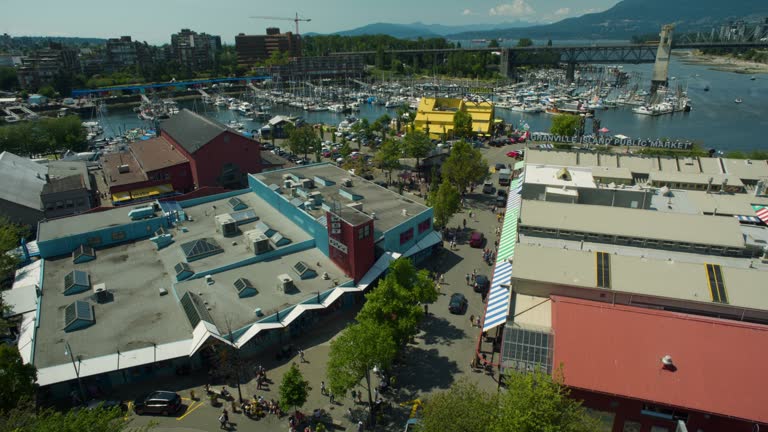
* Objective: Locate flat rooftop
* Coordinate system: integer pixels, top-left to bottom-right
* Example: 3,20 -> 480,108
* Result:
525,149 -> 768,181
175,248 -> 340,332
512,243 -> 768,312
519,200 -> 746,249
254,164 -> 429,233
37,203 -> 161,243
36,241 -> 190,368
102,151 -> 147,187
524,165 -> 596,188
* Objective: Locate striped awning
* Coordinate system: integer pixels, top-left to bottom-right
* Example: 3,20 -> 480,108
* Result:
734,214 -> 761,224
483,261 -> 513,331
754,205 -> 768,225
482,168 -> 524,332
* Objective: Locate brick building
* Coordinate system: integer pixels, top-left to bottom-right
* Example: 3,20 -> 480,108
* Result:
235,28 -> 300,66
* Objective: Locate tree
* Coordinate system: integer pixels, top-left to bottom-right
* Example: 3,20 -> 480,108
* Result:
376,114 -> 391,141
488,39 -> 500,48
356,275 -> 423,347
287,124 -> 321,161
0,216 -> 28,290
0,67 -> 18,91
279,363 -> 311,414
550,114 -> 580,137
441,140 -> 489,193
452,110 -> 473,139
420,369 -> 600,432
421,379 -> 497,432
387,258 -> 437,305
37,86 -> 56,98
326,320 -> 398,425
339,141 -> 352,160
492,368 -> 600,432
351,118 -> 371,150
517,38 -> 533,47
403,130 -> 434,171
427,180 -> 461,228
372,139 -> 401,183
0,345 -> 37,413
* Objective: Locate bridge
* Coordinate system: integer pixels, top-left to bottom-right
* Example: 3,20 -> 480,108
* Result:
329,27 -> 768,92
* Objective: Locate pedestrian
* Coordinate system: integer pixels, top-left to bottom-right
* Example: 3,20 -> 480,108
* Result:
462,218 -> 467,229
298,348 -> 306,363
439,273 -> 445,284
424,303 -> 429,315
357,391 -> 363,404
468,210 -> 473,219
465,273 -> 471,286
374,388 -> 379,400
321,381 -> 327,396
351,389 -> 357,403
357,420 -> 364,432
329,392 -> 335,404
218,409 -> 229,429
348,407 -> 354,418
494,239 -> 498,248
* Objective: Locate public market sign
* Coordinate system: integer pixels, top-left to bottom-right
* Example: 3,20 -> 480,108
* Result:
530,133 -> 693,150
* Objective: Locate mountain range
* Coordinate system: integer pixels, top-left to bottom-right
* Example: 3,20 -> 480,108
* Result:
318,0 -> 768,41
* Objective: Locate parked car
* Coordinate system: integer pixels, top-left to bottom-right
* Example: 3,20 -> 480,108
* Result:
506,150 -> 522,159
449,293 -> 468,314
133,391 -> 182,416
494,163 -> 506,171
469,231 -> 485,248
474,275 -> 490,293
482,181 -> 494,194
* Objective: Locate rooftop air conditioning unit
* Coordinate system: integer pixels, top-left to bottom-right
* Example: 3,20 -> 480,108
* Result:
341,178 -> 352,187
661,355 -> 674,369
246,229 -> 270,255
118,164 -> 130,173
93,283 -> 108,304
215,214 -> 238,237
276,274 -> 294,293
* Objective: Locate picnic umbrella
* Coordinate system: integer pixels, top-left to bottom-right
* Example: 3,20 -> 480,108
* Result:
599,127 -> 610,133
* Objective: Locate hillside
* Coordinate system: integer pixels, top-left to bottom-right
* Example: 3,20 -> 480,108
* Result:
447,0 -> 768,40
332,21 -> 533,39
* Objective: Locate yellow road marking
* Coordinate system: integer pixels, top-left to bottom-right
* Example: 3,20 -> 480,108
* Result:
177,401 -> 203,420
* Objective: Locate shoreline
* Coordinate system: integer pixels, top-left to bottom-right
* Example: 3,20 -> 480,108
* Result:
676,51 -> 768,75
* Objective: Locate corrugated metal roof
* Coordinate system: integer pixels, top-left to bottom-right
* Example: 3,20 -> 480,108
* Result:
0,151 -> 46,210
552,296 -> 768,424
160,109 -> 226,154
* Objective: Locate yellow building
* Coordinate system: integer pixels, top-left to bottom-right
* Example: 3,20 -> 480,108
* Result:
413,97 -> 494,139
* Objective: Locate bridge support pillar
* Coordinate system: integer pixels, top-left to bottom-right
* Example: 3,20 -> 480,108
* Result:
651,24 -> 674,95
500,49 -> 511,78
565,63 -> 576,84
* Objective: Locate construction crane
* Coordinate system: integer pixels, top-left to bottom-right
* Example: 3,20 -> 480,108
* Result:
249,13 -> 311,36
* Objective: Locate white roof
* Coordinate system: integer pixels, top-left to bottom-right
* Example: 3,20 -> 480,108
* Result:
1,284 -> 38,317
0,152 -> 46,210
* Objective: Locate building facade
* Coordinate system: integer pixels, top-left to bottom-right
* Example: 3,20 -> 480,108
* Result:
235,28 -> 300,66
170,29 -> 221,72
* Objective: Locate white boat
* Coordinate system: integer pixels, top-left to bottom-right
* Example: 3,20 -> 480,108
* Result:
632,106 -> 657,116
510,104 -> 543,113
734,98 -> 743,104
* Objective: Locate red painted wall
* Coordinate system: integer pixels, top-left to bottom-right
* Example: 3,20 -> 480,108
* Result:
162,131 -> 262,189
569,388 -> 766,432
326,212 -> 375,282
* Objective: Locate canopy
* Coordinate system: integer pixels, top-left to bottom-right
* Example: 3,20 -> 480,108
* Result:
130,184 -> 173,200
111,191 -> 132,203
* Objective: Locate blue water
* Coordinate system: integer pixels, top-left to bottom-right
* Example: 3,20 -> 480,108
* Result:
97,56 -> 768,152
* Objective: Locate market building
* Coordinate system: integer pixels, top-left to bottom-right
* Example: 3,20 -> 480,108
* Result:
414,97 -> 494,139
4,163 -> 438,400
478,149 -> 768,431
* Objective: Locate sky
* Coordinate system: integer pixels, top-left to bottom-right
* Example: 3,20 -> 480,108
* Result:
0,0 -> 620,44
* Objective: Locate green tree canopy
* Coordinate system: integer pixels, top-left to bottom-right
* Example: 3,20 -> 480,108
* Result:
0,403 -> 151,432
0,216 -> 28,289
403,130 -> 434,169
385,258 -> 437,305
420,379 -> 497,432
452,110 -> 473,139
517,38 -> 534,47
550,114 -> 580,137
427,180 -> 461,228
287,124 -> 321,161
372,139 -> 401,182
326,320 -> 398,421
441,140 -> 489,192
421,369 -> 600,432
0,67 -> 18,91
0,116 -> 87,157
0,345 -> 38,413
356,273 -> 424,347
279,362 -> 311,414
488,39 -> 500,48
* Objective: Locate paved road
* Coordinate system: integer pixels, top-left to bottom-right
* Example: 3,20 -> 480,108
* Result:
124,142 -> 516,431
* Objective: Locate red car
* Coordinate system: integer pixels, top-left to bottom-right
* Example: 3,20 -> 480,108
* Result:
469,231 -> 485,248
506,150 -> 522,158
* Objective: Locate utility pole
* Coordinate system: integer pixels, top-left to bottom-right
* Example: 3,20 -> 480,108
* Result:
64,341 -> 86,405
224,318 -> 244,403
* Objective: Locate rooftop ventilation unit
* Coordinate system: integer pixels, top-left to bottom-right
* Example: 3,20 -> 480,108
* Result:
276,274 -> 294,293
341,178 -> 353,187
128,205 -> 155,220
301,178 -> 314,189
245,229 -> 271,255
118,164 -> 130,173
63,300 -> 94,332
309,191 -> 323,205
269,231 -> 292,248
63,270 -> 90,295
215,213 -> 238,237
233,277 -> 258,298
92,282 -> 109,304
230,209 -> 258,225
72,244 -> 96,264
313,176 -> 335,187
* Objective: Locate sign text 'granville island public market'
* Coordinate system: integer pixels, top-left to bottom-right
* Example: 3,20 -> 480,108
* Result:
530,133 -> 694,150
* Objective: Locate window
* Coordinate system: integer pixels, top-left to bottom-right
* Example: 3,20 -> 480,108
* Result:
87,236 -> 102,246
56,201 -> 64,209
65,199 -> 74,208
111,231 -> 126,241
358,224 -> 371,240
418,219 -> 431,234
399,228 -> 414,245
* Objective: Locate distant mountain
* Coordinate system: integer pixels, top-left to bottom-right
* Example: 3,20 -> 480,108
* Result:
329,21 -> 534,39
447,0 -> 768,40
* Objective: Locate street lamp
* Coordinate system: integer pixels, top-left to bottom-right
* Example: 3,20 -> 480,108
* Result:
64,341 -> 86,405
